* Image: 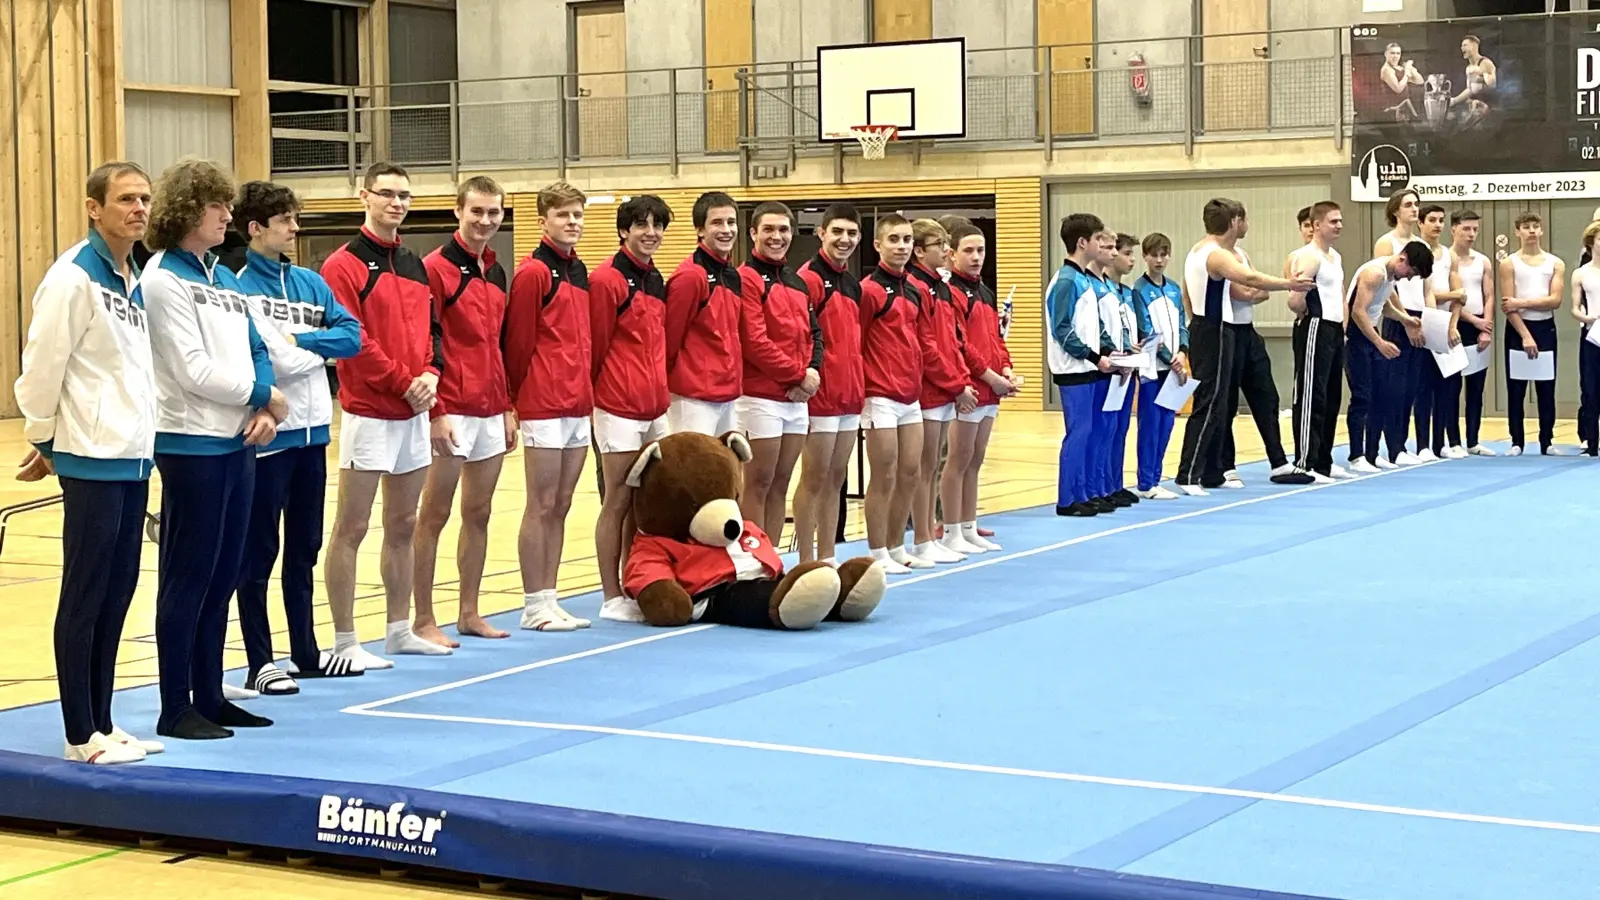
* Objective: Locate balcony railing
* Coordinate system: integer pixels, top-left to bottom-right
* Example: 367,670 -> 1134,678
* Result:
269,28 -> 1352,182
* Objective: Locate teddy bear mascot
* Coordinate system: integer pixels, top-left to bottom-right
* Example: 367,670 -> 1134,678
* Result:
620,431 -> 886,630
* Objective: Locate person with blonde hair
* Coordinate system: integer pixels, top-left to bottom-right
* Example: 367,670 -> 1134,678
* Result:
140,157 -> 286,739
411,175 -> 515,647
505,180 -> 594,631
16,162 -> 163,762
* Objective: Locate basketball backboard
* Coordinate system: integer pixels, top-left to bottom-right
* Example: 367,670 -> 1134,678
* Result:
817,38 -> 967,144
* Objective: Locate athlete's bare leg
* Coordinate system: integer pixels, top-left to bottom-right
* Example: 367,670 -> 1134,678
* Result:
595,451 -> 638,601
325,469 -> 382,636
911,419 -> 947,545
794,430 -> 855,562
379,469 -> 429,626
863,428 -> 900,552
764,433 -> 805,545
412,454 -> 465,647
740,437 -> 783,536
454,455 -> 508,638
939,419 -> 978,531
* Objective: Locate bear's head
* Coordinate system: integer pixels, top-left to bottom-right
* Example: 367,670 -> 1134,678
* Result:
626,431 -> 753,546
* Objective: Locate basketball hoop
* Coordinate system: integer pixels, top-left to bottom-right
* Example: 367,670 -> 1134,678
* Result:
849,124 -> 898,159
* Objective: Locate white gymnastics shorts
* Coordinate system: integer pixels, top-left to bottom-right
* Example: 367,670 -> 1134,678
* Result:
736,396 -> 809,440
809,414 -> 861,435
667,395 -> 739,437
339,410 -> 432,476
520,416 -> 592,451
593,408 -> 670,454
444,414 -> 511,463
921,402 -> 957,423
861,397 -> 922,430
957,403 -> 999,424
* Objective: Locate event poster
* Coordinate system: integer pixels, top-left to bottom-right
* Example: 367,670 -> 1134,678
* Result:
1350,19 -> 1600,201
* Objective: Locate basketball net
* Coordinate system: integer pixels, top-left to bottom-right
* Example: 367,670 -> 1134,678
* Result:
849,124 -> 898,160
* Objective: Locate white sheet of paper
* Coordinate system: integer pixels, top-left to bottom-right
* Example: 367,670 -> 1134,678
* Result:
1154,369 -> 1201,411
1102,374 -> 1132,412
1463,343 -> 1491,376
1110,351 -> 1151,369
1433,343 -> 1469,378
1508,348 -> 1555,382
1587,323 -> 1600,349
1421,308 -> 1454,354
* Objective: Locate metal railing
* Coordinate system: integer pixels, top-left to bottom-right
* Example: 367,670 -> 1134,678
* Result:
269,28 -> 1352,181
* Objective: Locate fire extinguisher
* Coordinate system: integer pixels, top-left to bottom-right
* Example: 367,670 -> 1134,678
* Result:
1129,51 -> 1152,107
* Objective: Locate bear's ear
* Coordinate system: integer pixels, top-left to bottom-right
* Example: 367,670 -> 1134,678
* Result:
625,441 -> 664,488
719,431 -> 753,463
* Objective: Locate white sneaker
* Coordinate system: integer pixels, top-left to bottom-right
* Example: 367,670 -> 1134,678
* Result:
916,541 -> 965,564
1223,469 -> 1245,488
599,596 -> 647,623
1394,452 -> 1423,466
1139,486 -> 1181,500
1349,459 -> 1380,474
1416,449 -> 1439,462
65,732 -> 144,765
1506,445 -> 1523,457
108,726 -> 164,755
1446,445 -> 1469,459
1310,472 -> 1335,484
1542,446 -> 1568,457
223,682 -> 259,701
1468,444 -> 1497,457
1178,483 -> 1209,497
1374,456 -> 1398,469
1328,464 -> 1355,479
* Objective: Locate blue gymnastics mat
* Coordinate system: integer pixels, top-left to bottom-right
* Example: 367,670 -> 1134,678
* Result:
3,449 -> 1598,900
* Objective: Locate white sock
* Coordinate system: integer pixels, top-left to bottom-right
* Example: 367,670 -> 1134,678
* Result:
545,589 -> 591,628
870,546 -> 911,574
521,591 -> 580,632
599,595 -> 646,623
961,522 -> 1001,551
333,631 -> 358,653
821,557 -> 837,567
385,620 -> 452,656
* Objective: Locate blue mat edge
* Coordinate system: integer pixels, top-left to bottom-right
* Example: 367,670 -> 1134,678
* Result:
0,747 -> 1341,900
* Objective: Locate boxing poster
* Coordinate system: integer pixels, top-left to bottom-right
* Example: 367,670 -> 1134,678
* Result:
1350,19 -> 1600,202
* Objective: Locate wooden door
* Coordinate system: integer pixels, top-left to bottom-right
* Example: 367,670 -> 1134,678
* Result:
1038,0 -> 1094,138
703,0 -> 752,153
574,2 -> 627,159
873,0 -> 931,41
1200,0 -> 1268,133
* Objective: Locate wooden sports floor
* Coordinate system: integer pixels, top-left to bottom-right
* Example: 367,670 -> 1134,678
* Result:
0,408 -> 1568,899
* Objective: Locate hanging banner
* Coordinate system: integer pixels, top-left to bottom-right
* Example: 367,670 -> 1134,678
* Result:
1350,19 -> 1600,201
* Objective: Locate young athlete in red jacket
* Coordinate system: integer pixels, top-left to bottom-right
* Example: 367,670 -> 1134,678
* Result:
590,194 -> 673,624
411,176 -> 515,649
736,201 -> 820,543
504,181 -> 593,633
941,222 -> 1017,555
663,192 -> 743,436
857,214 -> 924,575
793,203 -> 864,565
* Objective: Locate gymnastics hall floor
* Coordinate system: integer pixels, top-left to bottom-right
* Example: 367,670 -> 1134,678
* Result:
1,413 -> 1597,900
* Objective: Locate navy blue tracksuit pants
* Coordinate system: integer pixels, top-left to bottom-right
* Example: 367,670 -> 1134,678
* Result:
1057,377 -> 1101,508
56,477 -> 147,745
236,444 -> 327,677
154,449 -> 254,732
1381,318 -> 1424,460
1507,317 -> 1558,452
1346,322 -> 1402,464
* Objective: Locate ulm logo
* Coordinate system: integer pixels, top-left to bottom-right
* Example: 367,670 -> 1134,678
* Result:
317,795 -> 446,856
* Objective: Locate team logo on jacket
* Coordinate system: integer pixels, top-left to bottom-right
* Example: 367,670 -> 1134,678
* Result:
742,534 -> 760,551
98,286 -> 146,331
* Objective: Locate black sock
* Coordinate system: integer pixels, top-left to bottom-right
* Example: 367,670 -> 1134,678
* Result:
159,707 -> 234,740
213,701 -> 273,728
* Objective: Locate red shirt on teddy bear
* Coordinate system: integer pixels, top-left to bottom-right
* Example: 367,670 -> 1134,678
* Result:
623,521 -> 785,599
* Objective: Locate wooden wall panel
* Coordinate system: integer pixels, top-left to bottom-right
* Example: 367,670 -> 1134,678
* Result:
574,3 -> 628,160
90,0 -> 125,161
993,177 -> 1044,409
1038,0 -> 1094,137
872,0 -> 930,42
14,0 -> 57,417
0,0 -> 16,418
703,0 -> 753,153
232,0 -> 270,181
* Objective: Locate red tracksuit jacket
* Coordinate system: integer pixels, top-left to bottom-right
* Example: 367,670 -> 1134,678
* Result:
321,227 -> 443,421
423,234 -> 509,419
908,262 -> 975,410
798,254 -> 864,418
858,264 -> 923,405
623,522 -> 784,599
590,247 -> 669,422
738,254 -> 822,403
949,270 -> 1013,407
664,245 -> 743,404
505,238 -> 592,420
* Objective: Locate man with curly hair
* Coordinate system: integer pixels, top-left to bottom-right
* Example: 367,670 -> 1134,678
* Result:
14,162 -> 164,764
139,157 -> 289,740
227,180 -> 362,695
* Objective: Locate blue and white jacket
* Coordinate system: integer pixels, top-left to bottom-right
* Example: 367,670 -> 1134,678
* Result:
14,230 -> 157,481
139,248 -> 277,455
1102,278 -> 1141,355
1134,273 -> 1189,371
234,249 -> 362,452
1045,260 -> 1108,385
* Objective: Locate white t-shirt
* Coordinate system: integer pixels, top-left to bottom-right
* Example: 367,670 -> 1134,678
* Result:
1511,253 -> 1559,322
1290,243 -> 1345,324
1454,249 -> 1491,316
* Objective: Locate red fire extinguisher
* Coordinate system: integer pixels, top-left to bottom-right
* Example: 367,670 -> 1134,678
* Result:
1129,51 -> 1152,107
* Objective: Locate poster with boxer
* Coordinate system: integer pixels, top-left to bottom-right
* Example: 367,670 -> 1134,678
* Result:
1350,19 -> 1600,202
